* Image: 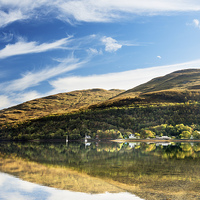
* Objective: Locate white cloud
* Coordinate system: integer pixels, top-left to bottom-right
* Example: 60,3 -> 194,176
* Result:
157,56 -> 162,59
193,19 -> 200,28
0,95 -> 11,109
2,0 -> 200,26
0,91 -> 43,110
0,36 -> 72,59
186,19 -> 200,29
101,36 -> 122,52
14,91 -> 41,103
49,59 -> 200,93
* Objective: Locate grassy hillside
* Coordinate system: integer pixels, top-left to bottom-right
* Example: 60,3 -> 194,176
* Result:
116,68 -> 200,98
0,89 -> 123,124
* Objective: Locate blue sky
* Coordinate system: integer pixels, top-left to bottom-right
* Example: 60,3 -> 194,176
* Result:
1,0 -> 200,109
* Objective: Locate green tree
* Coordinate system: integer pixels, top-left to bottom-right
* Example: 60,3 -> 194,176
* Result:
140,129 -> 155,139
193,131 -> 200,139
180,131 -> 191,139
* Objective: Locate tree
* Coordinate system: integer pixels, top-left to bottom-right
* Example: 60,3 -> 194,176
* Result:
140,129 -> 155,139
193,131 -> 200,139
180,131 -> 191,139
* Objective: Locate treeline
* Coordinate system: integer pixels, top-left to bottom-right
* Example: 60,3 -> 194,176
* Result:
1,102 -> 200,140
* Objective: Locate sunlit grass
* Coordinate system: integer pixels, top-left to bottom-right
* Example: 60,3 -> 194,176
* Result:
0,89 -> 123,124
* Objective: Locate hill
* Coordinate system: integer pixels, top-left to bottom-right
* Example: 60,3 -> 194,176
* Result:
0,89 -> 124,124
115,68 -> 200,98
1,69 -> 200,141
89,68 -> 200,109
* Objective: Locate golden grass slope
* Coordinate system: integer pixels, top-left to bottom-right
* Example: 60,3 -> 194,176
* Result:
115,68 -> 200,99
0,89 -> 124,124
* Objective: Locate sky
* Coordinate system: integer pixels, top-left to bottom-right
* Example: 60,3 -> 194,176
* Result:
1,0 -> 200,109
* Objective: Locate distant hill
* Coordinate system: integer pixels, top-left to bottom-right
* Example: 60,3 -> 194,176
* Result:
89,69 -> 200,109
115,68 -> 200,98
0,89 -> 124,124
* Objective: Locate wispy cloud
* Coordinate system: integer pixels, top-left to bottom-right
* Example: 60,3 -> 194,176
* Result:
56,0 -> 200,23
86,48 -> 103,56
2,0 -> 200,26
0,10 -> 26,27
0,55 -> 84,93
0,32 -> 13,42
157,56 -> 162,59
49,59 -> 200,94
0,36 -> 73,59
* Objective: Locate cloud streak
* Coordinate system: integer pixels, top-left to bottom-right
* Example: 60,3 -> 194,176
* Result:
0,10 -> 26,27
0,37 -> 72,59
56,0 -> 200,23
0,55 -> 84,93
2,0 -> 200,26
0,32 -> 13,42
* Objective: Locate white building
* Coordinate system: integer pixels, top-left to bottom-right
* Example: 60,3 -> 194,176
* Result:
156,136 -> 171,140
129,134 -> 136,139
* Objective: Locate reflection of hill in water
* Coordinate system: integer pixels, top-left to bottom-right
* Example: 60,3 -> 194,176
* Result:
0,156 -> 126,194
0,142 -> 200,200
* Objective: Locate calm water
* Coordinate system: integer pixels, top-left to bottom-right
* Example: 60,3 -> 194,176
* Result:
0,141 -> 200,200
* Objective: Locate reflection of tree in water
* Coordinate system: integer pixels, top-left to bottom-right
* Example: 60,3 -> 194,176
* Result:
153,142 -> 200,159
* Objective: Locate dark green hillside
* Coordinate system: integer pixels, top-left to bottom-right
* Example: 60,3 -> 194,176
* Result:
1,101 -> 200,140
0,89 -> 123,124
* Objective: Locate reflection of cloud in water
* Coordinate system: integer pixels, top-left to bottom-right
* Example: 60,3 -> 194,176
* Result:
47,190 -> 142,200
0,172 -> 144,200
1,191 -> 32,200
0,174 -> 6,186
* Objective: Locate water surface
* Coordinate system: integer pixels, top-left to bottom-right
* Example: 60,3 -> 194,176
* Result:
0,141 -> 200,200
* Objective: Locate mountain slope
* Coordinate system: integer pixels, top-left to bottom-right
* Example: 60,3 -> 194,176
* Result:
0,89 -> 124,124
116,68 -> 200,98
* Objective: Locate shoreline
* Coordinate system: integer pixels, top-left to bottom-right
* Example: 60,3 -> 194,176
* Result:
111,139 -> 200,143
0,138 -> 200,143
